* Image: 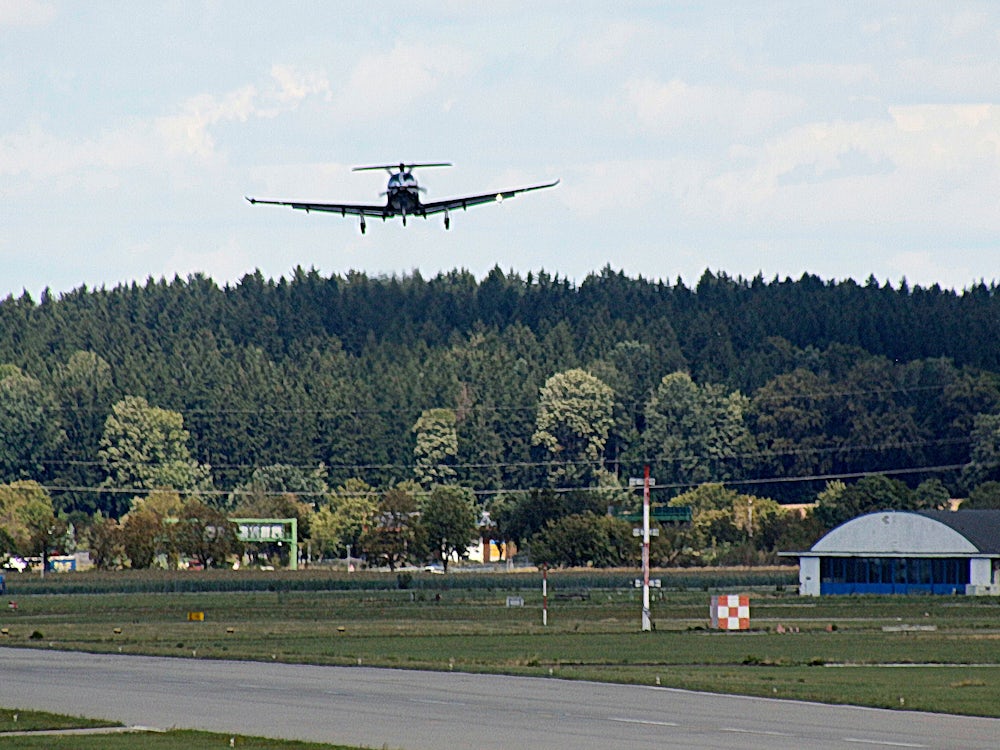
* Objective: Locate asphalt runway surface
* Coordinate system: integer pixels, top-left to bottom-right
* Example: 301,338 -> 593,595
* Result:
1,647 -> 998,749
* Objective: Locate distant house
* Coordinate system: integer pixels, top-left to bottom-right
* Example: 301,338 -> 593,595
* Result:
784,510 -> 1000,596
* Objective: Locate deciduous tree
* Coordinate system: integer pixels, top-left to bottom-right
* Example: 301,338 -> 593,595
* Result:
360,485 -> 425,570
813,475 -> 939,530
174,498 -> 238,568
965,481 -> 1000,509
0,480 -> 58,561
119,490 -> 184,569
532,368 -> 614,485
420,484 -> 478,571
86,514 -> 124,570
98,396 -> 211,505
529,512 -> 634,568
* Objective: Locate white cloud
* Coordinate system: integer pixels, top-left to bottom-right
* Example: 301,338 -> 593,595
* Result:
0,0 -> 55,27
556,157 -> 711,222
333,42 -> 474,121
156,65 -> 332,157
572,20 -> 646,69
946,9 -> 991,39
1,64 -> 334,190
156,86 -> 259,158
269,64 -> 331,105
617,77 -> 802,139
0,123 -> 151,185
695,104 -> 1000,232
759,62 -> 875,89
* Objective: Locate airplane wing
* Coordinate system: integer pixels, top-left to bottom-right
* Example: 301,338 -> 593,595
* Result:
418,179 -> 560,216
245,197 -> 390,218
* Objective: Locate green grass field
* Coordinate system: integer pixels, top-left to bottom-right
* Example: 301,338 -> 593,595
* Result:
2,570 -> 999,717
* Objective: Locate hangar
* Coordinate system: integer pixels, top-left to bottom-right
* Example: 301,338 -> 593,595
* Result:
789,510 -> 1000,596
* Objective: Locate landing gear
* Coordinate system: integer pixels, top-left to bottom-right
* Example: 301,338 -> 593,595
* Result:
444,210 -> 451,230
360,216 -> 366,235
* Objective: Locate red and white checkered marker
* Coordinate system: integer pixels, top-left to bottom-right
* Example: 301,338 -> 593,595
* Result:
711,595 -> 750,630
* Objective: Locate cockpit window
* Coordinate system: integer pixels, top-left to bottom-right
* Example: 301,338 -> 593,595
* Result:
389,172 -> 418,190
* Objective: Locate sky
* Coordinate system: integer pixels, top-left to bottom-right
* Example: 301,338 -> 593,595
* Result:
2,1 -> 1000,299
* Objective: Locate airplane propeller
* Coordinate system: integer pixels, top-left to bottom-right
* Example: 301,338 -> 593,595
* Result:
353,162 -> 452,174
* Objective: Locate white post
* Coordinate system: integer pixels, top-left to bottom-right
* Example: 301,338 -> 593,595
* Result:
642,465 -> 651,632
542,565 -> 548,627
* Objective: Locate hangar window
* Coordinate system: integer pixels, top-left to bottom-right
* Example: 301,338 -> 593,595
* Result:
819,557 -> 970,594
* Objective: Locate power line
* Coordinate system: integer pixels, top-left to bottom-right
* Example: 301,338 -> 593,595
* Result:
29,461 -> 970,500
35,434 -> 972,473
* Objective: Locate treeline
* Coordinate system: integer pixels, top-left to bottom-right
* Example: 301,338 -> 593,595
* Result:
4,265 -> 1000,523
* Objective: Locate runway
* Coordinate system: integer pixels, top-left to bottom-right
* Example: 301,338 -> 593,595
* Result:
1,647 -> 997,749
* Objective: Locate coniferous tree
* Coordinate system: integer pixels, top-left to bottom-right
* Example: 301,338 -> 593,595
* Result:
0,367 -> 64,484
412,409 -> 459,487
642,372 -> 755,487
51,351 -> 117,514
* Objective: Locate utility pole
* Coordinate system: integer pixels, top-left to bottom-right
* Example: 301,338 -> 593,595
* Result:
640,466 -> 651,631
630,467 -> 659,632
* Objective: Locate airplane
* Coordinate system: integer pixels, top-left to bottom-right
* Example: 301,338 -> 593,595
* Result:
246,162 -> 559,234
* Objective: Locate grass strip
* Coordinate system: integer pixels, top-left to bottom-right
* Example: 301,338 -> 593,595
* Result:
0,708 -> 119,733
0,728 -> 367,749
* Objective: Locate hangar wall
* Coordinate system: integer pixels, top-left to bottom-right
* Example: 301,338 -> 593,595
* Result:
792,511 -> 1000,597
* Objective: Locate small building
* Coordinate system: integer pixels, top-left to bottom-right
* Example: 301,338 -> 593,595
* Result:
787,510 -> 1000,596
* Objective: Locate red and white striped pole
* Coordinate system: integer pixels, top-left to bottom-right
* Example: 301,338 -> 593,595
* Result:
542,564 -> 548,627
642,464 -> 651,632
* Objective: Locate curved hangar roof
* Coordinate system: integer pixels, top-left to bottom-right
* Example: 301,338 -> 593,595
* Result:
810,510 -> 1000,556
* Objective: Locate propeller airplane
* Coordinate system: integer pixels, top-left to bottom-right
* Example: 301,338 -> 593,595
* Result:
247,162 -> 559,234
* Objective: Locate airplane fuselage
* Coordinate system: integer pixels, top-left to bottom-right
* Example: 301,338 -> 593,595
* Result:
385,171 -> 422,217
